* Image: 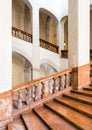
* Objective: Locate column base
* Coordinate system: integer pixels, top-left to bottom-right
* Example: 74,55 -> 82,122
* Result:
73,64 -> 90,90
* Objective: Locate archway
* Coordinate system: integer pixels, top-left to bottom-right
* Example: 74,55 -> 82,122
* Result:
60,16 -> 68,50
12,52 -> 33,87
39,8 -> 58,45
12,0 -> 32,34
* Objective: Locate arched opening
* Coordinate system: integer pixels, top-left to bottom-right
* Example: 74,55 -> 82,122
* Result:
40,63 -> 57,77
12,52 -> 33,87
64,18 -> 68,50
39,8 -> 58,45
12,0 -> 32,34
60,16 -> 68,50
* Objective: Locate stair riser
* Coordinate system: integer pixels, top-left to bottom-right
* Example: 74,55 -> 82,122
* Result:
83,88 -> 92,91
71,90 -> 92,97
62,94 -> 92,106
54,99 -> 92,119
44,104 -> 83,130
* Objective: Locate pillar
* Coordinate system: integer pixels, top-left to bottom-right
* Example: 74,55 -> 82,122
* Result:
32,7 -> 40,79
68,0 -> 90,89
0,0 -> 12,124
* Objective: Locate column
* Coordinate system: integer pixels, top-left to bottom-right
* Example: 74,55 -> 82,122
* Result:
68,0 -> 90,89
57,22 -> 64,55
32,7 -> 40,79
0,0 -> 12,124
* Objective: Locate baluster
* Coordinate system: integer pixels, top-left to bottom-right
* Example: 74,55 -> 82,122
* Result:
53,77 -> 58,93
64,74 -> 69,88
59,76 -> 63,90
34,85 -> 38,101
69,72 -> 73,87
17,90 -> 23,109
41,82 -> 45,98
26,87 -> 31,105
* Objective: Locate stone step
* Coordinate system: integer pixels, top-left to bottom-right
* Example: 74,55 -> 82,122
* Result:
83,87 -> 92,91
54,96 -> 92,118
45,101 -> 92,130
63,93 -> 92,105
22,111 -> 49,130
71,89 -> 92,97
13,117 -> 26,130
34,106 -> 77,130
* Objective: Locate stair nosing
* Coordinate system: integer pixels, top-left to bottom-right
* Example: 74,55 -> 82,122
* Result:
54,98 -> 92,119
62,94 -> 92,105
33,109 -> 52,130
71,90 -> 92,97
44,103 -> 84,130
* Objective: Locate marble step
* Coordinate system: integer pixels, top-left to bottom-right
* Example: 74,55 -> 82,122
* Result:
71,89 -> 92,97
34,106 -> 77,130
63,93 -> 92,105
22,111 -> 49,130
45,101 -> 92,130
54,96 -> 92,118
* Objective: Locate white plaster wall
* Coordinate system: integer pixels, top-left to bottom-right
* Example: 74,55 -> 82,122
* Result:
78,0 -> 90,65
29,0 -> 68,21
12,37 -> 68,72
0,0 -> 12,92
12,37 -> 33,62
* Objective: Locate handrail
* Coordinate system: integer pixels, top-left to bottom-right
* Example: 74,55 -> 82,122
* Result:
13,68 -> 72,92
40,38 -> 59,53
12,27 -> 32,43
12,68 -> 73,110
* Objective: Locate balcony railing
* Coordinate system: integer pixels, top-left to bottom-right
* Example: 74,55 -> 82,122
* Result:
12,27 -> 59,54
40,39 -> 59,53
12,68 -> 73,114
12,27 -> 32,43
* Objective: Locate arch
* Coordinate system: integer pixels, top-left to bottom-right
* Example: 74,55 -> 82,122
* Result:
39,8 -> 58,24
39,8 -> 59,45
12,46 -> 33,66
60,16 -> 68,50
12,0 -> 32,34
12,52 -> 33,87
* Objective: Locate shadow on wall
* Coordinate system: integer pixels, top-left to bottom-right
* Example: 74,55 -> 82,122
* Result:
40,63 -> 57,77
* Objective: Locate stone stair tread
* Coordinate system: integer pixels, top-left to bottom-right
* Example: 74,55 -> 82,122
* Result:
71,89 -> 92,96
13,117 -> 26,130
22,111 -> 48,130
63,93 -> 92,105
45,101 -> 92,130
34,106 -> 77,130
55,97 -> 92,117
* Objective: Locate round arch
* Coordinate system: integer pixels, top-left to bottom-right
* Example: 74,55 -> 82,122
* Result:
12,0 -> 32,34
12,51 -> 33,87
60,16 -> 68,50
39,8 -> 59,45
12,47 -> 33,66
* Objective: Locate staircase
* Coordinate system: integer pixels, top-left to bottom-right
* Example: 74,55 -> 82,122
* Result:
8,86 -> 92,130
